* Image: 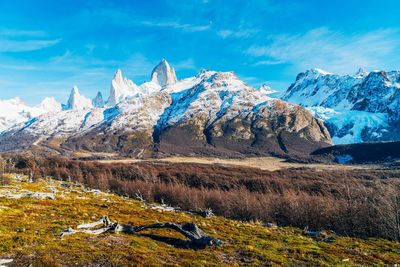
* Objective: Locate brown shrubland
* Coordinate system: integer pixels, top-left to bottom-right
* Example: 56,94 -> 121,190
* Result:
4,154 -> 400,241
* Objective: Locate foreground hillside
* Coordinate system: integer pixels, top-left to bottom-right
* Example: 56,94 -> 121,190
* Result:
0,175 -> 399,266
4,154 -> 400,242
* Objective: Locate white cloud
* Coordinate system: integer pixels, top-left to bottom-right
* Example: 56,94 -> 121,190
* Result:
139,21 -> 211,32
217,28 -> 259,39
0,39 -> 60,53
246,27 -> 400,74
253,59 -> 285,66
90,9 -> 211,33
0,28 -> 59,53
0,29 -> 47,37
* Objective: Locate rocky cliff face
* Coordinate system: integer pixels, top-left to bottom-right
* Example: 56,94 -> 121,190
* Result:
151,59 -> 177,87
282,68 -> 400,144
0,60 -> 331,158
92,92 -> 105,108
64,86 -> 92,110
107,69 -> 139,106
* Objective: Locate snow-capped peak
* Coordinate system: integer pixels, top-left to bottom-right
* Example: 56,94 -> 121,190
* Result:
354,67 -> 369,78
258,84 -> 277,95
151,59 -> 177,87
314,68 -> 332,75
7,97 -> 25,106
0,97 -> 45,133
114,69 -> 123,83
38,97 -> 62,112
64,86 -> 92,110
107,69 -> 138,106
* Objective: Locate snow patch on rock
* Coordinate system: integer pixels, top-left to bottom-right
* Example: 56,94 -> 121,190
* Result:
64,86 -> 92,110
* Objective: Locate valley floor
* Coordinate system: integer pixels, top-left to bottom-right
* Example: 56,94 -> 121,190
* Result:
0,175 -> 399,266
95,156 -> 375,172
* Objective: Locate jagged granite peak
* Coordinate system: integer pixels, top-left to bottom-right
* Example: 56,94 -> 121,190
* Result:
0,67 -> 332,158
92,92 -> 105,108
64,86 -> 93,110
258,84 -> 277,95
151,59 -> 177,87
107,69 -> 138,106
283,68 -> 400,144
354,67 -> 369,78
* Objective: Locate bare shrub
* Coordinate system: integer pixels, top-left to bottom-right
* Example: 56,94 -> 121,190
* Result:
6,154 -> 400,241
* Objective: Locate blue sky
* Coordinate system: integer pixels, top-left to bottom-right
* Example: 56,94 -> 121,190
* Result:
0,0 -> 400,104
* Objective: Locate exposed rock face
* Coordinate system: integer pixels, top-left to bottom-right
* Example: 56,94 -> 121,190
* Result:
107,70 -> 138,106
151,59 -> 177,87
64,86 -> 92,110
282,68 -> 400,144
0,61 -> 331,158
92,92 -> 105,108
258,84 -> 276,95
153,71 -> 331,157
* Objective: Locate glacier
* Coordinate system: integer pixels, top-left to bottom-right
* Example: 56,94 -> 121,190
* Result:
282,68 -> 400,144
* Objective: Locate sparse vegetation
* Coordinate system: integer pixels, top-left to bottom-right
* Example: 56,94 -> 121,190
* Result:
4,154 -> 400,242
0,175 -> 399,266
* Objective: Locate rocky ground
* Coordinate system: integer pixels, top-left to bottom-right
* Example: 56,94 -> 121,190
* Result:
0,174 -> 399,266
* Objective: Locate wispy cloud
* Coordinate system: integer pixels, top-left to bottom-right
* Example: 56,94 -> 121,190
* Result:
0,39 -> 60,52
90,8 -> 211,33
139,20 -> 211,32
252,59 -> 285,66
246,27 -> 400,73
217,28 -> 259,39
0,29 -> 47,37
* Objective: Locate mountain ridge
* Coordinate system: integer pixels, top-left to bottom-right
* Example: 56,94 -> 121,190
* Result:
0,60 -> 331,158
282,68 -> 400,144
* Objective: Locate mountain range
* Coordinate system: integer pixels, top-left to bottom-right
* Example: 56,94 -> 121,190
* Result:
283,68 -> 400,144
0,60 -> 331,158
2,60 -> 399,158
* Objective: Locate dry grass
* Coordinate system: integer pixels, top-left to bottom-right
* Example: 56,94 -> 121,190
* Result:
98,156 -> 375,171
0,175 -> 399,266
6,154 -> 400,241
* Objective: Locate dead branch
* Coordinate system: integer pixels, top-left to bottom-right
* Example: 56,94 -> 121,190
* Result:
61,216 -> 222,248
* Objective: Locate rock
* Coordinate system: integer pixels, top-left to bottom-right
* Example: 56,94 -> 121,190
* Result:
64,86 -> 92,110
151,59 -> 177,87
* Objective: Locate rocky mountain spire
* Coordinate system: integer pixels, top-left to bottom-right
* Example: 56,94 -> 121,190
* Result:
92,92 -> 105,108
151,59 -> 177,87
65,86 -> 92,110
354,67 -> 369,78
107,69 -> 138,106
258,84 -> 277,95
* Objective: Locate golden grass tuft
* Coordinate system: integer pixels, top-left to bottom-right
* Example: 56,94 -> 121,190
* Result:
0,176 -> 399,266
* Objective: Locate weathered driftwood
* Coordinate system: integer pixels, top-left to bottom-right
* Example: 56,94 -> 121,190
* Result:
61,216 -> 222,248
0,258 -> 14,267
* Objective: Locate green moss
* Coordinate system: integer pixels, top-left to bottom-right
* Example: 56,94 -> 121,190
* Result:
0,177 -> 399,266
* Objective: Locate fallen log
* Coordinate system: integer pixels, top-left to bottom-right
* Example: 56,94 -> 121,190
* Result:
61,216 -> 222,248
